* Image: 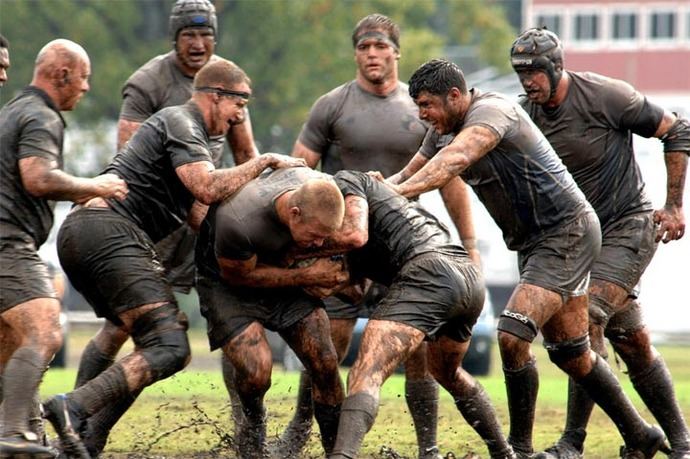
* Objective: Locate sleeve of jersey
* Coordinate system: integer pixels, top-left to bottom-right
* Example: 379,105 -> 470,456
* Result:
417,127 -> 442,159
166,120 -> 214,167
214,205 -> 255,262
17,111 -> 62,162
297,94 -> 335,154
334,171 -> 367,199
601,79 -> 663,138
119,77 -> 157,123
464,99 -> 515,140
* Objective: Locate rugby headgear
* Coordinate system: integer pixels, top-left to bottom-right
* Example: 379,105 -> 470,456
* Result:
510,28 -> 563,97
169,0 -> 217,43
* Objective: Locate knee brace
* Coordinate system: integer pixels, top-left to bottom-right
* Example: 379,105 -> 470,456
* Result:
604,300 -> 645,345
131,303 -> 190,381
543,335 -> 590,365
497,310 -> 539,342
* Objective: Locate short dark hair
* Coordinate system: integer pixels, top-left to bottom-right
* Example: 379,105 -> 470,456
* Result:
0,34 -> 9,49
408,59 -> 467,100
351,13 -> 400,50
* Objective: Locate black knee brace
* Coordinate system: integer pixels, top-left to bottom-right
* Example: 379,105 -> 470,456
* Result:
131,303 -> 190,381
604,300 -> 645,345
544,335 -> 590,365
497,310 -> 539,342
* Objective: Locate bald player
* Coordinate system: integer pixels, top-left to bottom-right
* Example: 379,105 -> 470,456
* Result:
0,39 -> 127,457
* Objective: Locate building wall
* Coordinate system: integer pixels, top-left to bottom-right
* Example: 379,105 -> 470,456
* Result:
523,0 -> 690,93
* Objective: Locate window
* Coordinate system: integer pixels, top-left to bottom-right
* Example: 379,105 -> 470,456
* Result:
650,12 -> 676,39
575,14 -> 599,40
536,14 -> 562,36
612,13 -> 637,40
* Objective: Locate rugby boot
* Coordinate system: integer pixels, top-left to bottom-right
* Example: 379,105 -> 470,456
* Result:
534,439 -> 583,459
513,450 -> 535,459
0,432 -> 55,458
420,445 -> 443,459
619,424 -> 671,459
379,445 -> 405,458
42,395 -> 90,459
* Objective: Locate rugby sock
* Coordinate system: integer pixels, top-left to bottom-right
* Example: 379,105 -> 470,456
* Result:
74,340 -> 116,388
1,347 -> 45,436
631,357 -> 690,453
575,355 -> 650,447
503,358 -> 538,456
27,393 -> 46,445
279,370 -> 314,454
330,392 -> 378,458
82,389 -> 142,456
236,394 -> 267,459
454,384 -> 514,458
313,401 -> 340,454
405,376 -> 439,457
69,362 -> 130,416
221,355 -> 245,430
557,377 -> 591,451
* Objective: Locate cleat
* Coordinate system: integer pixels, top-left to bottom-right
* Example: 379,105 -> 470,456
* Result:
421,445 -> 443,459
0,432 -> 56,458
42,395 -> 89,459
379,445 -> 404,459
619,425 -> 670,459
534,440 -> 583,459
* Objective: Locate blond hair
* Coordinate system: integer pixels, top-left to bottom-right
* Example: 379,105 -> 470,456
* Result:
290,179 -> 345,231
194,58 -> 250,90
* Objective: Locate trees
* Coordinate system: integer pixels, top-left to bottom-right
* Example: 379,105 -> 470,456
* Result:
0,0 -> 516,170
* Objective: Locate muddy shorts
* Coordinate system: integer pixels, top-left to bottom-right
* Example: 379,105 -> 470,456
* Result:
154,223 -> 197,294
57,207 -> 175,323
323,282 -> 388,319
0,225 -> 56,313
592,211 -> 657,295
518,209 -> 601,298
196,275 -> 324,350
371,252 -> 484,342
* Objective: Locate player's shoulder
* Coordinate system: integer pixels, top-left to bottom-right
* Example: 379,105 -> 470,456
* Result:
570,70 -> 636,97
125,52 -> 177,88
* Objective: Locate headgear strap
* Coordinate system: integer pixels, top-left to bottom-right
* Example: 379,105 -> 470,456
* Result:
355,31 -> 399,52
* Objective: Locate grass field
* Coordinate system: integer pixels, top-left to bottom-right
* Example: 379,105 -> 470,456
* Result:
41,328 -> 690,458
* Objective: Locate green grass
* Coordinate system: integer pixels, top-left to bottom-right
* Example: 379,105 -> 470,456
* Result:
42,328 -> 690,458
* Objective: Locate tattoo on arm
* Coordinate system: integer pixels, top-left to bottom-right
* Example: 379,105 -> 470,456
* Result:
664,152 -> 688,208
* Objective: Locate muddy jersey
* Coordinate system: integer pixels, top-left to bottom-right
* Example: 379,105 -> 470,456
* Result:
119,51 -> 225,164
420,89 -> 589,252
105,101 -> 213,243
334,170 -> 467,285
520,71 -> 662,226
298,81 -> 427,176
0,87 -> 64,246
196,167 -> 326,278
